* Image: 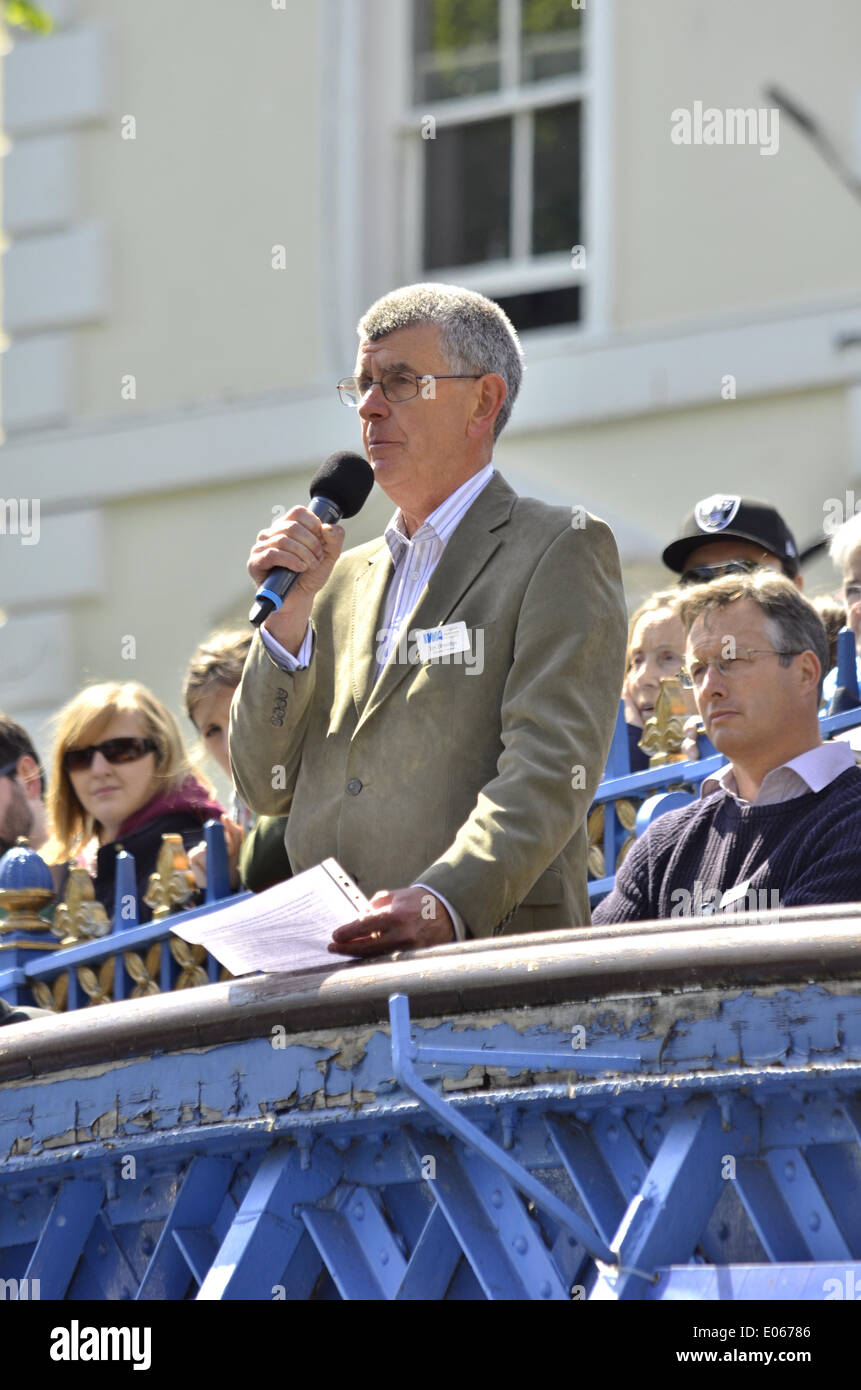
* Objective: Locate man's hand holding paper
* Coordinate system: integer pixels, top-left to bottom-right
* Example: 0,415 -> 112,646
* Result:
329,886 -> 455,957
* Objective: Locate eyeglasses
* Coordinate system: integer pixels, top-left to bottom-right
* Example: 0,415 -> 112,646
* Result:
680,648 -> 801,690
337,370 -> 484,407
679,559 -> 761,586
63,737 -> 158,773
0,759 -> 20,779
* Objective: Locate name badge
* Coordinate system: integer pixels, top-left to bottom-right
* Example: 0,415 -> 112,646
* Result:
718,878 -> 751,912
415,621 -> 470,663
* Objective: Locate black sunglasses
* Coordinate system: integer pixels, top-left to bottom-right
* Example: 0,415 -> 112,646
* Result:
679,558 -> 761,587
63,737 -> 158,773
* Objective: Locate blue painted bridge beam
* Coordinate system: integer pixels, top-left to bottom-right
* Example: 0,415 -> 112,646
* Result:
592,1096 -> 727,1300
25,1179 -> 104,1299
388,992 -> 615,1264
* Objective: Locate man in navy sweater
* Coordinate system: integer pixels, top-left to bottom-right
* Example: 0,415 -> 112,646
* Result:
593,571 -> 861,924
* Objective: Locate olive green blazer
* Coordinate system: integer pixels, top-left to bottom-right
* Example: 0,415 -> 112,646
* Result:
229,472 -> 626,938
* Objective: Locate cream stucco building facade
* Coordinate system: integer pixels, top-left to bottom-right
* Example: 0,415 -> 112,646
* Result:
1,0 -> 860,787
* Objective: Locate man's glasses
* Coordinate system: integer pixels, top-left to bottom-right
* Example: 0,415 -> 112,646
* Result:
679,648 -> 801,690
679,559 -> 760,586
63,737 -> 158,773
337,370 -> 484,407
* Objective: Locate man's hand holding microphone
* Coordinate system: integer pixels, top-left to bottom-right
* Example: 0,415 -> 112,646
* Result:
248,504 -> 346,653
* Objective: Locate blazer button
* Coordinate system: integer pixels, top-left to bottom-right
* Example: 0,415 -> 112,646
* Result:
346,779 -> 363,796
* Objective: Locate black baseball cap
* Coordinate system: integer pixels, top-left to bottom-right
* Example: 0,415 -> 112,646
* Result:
662,495 -> 800,578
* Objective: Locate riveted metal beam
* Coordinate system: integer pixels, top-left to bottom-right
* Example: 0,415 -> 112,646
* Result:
137,1155 -> 235,1300
595,1098 -> 726,1300
196,1141 -> 340,1301
406,1133 -> 568,1301
25,1178 -> 104,1298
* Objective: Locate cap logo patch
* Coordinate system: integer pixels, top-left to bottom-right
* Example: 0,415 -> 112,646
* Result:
694,495 -> 741,533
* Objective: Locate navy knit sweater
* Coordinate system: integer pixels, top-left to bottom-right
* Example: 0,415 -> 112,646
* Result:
592,766 -> 861,924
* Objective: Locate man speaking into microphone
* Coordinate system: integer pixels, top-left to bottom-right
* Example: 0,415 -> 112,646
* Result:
229,283 -> 627,956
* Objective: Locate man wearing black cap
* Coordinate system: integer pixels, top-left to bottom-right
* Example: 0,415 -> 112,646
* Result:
662,495 -> 803,589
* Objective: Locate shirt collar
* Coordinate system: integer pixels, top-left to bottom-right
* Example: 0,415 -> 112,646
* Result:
700,739 -> 856,804
384,463 -> 495,559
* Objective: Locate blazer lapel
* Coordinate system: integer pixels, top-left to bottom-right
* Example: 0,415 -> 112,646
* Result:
355,474 -> 515,731
350,541 -> 394,717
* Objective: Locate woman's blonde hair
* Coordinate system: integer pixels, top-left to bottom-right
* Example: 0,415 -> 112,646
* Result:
625,588 -> 683,670
44,681 -> 200,863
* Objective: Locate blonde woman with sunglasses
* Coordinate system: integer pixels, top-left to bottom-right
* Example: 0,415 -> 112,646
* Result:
44,682 -> 226,923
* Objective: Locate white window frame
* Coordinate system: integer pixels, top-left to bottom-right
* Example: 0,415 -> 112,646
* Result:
396,0 -> 614,338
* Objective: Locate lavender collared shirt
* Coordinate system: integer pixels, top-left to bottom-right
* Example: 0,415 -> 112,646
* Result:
700,739 -> 857,806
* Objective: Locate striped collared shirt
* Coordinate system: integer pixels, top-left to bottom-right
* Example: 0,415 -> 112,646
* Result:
261,463 -> 495,679
375,462 -> 495,678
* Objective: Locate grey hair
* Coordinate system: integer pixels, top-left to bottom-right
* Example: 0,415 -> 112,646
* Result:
828,510 -> 861,574
625,587 -> 684,669
676,570 -> 830,699
357,283 -> 525,441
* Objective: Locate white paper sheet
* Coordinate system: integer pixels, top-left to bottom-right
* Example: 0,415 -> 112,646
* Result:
170,858 -> 370,976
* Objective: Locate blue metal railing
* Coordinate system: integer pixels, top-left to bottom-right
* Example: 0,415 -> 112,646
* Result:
0,819 -> 249,1012
4,698 -> 861,1010
2,909 -> 861,1302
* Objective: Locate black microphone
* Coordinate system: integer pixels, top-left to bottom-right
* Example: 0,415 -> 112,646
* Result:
249,450 -> 374,627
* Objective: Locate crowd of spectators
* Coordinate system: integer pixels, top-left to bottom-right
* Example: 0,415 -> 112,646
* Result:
3,490 -> 861,946
599,493 -> 861,926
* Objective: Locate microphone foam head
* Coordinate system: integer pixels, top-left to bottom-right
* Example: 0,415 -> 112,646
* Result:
310,451 -> 375,519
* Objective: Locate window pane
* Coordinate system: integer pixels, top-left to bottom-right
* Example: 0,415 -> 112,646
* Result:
521,0 -> 584,84
424,118 -> 511,269
413,0 -> 501,104
532,102 -> 581,256
496,286 -> 581,333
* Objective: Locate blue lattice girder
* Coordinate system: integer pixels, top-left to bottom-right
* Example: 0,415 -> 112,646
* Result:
394,1200 -> 464,1301
25,1178 -> 104,1298
300,1183 -> 409,1300
405,1132 -> 570,1300
648,1261 -> 861,1300
197,1141 -> 341,1300
2,941 -> 861,1299
590,1098 -> 727,1299
388,991 -> 614,1263
137,1155 -> 235,1299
